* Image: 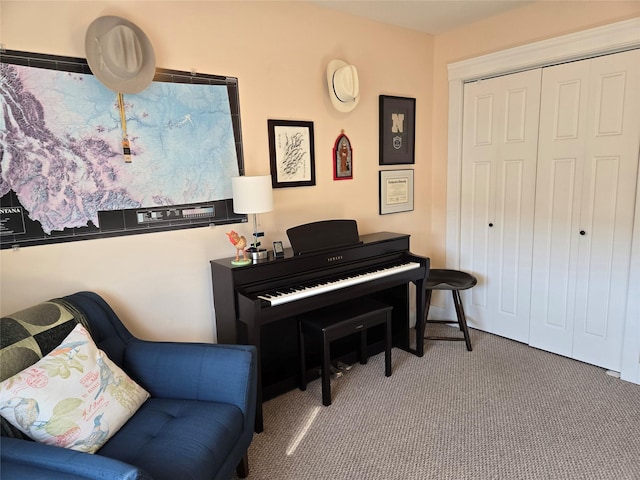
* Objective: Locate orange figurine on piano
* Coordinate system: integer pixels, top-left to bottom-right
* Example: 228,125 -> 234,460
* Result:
226,230 -> 251,265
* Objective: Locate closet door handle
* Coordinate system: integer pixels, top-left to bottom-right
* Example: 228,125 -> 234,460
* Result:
579,230 -> 586,236
488,223 -> 494,227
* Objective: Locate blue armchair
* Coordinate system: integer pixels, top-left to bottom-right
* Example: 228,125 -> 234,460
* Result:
1,291 -> 257,480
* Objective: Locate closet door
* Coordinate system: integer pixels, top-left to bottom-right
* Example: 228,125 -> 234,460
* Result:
460,69 -> 541,342
528,59 -> 590,358
530,49 -> 640,370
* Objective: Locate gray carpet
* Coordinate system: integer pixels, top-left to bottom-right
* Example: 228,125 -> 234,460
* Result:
234,327 -> 640,479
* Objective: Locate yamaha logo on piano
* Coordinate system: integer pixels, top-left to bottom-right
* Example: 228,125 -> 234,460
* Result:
327,255 -> 343,262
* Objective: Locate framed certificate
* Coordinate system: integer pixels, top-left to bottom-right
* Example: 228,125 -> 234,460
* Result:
379,169 -> 414,215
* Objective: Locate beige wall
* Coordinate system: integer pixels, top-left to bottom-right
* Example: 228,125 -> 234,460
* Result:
0,1 -> 434,341
1,1 -> 638,343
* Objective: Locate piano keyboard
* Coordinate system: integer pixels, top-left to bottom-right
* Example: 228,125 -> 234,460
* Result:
257,261 -> 421,306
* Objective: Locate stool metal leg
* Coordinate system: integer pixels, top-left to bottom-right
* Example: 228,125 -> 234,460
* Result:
321,334 -> 332,406
452,290 -> 473,351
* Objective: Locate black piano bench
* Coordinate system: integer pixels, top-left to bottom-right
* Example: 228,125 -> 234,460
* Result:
298,298 -> 393,406
423,269 -> 477,351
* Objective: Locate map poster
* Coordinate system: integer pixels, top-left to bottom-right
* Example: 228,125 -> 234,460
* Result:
0,50 -> 245,249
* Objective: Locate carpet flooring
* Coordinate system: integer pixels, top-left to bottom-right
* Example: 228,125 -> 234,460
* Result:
234,327 -> 640,479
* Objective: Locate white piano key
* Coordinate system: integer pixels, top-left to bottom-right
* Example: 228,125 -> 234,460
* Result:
257,262 -> 420,306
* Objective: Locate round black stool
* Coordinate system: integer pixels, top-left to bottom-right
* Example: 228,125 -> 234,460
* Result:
423,269 -> 477,351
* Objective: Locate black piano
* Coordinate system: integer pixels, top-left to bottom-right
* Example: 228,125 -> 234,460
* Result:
210,221 -> 429,431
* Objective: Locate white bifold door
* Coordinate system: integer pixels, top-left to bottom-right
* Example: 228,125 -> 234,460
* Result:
529,49 -> 640,371
460,69 -> 542,343
459,49 -> 640,371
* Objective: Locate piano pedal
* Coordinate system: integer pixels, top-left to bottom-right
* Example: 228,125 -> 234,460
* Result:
334,361 -> 353,372
329,365 -> 344,378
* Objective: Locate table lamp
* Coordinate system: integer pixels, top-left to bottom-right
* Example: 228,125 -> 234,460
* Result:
232,175 -> 274,261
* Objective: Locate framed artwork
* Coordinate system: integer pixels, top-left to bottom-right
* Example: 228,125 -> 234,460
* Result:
333,131 -> 353,180
379,95 -> 416,165
268,119 -> 316,188
379,169 -> 414,215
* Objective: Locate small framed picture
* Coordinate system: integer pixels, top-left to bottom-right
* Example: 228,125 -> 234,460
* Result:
379,169 -> 414,215
333,131 -> 353,180
268,119 -> 316,188
379,95 -> 416,165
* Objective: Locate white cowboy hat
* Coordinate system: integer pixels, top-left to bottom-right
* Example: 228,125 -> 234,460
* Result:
326,59 -> 360,113
85,16 -> 156,94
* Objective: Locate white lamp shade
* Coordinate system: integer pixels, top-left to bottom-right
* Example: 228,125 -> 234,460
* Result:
232,175 -> 274,214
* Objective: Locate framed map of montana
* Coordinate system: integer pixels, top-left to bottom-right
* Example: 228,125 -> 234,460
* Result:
0,50 -> 246,249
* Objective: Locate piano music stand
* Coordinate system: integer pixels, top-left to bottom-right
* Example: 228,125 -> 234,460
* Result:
287,219 -> 361,255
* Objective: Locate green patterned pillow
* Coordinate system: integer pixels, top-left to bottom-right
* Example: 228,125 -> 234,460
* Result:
0,324 -> 149,453
1,300 -> 89,382
1,300 -> 87,439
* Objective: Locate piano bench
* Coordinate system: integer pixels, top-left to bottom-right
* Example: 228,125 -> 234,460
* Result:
298,298 -> 393,406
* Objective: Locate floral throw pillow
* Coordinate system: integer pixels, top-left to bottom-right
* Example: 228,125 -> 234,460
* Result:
0,323 -> 149,453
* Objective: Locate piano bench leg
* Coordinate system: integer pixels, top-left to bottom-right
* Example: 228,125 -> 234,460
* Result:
385,310 -> 392,377
359,330 -> 368,365
299,321 -> 307,391
321,335 -> 332,406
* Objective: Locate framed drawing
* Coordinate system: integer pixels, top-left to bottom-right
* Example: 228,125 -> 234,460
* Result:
268,119 -> 316,188
379,169 -> 414,215
379,95 -> 416,165
333,130 -> 353,180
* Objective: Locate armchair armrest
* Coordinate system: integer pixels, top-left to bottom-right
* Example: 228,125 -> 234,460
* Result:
1,437 -> 150,480
124,341 -> 257,414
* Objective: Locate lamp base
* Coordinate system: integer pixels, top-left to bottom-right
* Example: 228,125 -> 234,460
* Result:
250,249 -> 269,261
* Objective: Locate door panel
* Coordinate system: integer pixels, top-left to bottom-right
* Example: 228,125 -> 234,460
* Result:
530,157 -> 579,356
469,162 -> 491,318
529,58 -> 590,356
572,49 -> 640,370
555,80 -> 582,139
497,159 -> 524,315
531,49 -> 640,370
461,69 -> 541,342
